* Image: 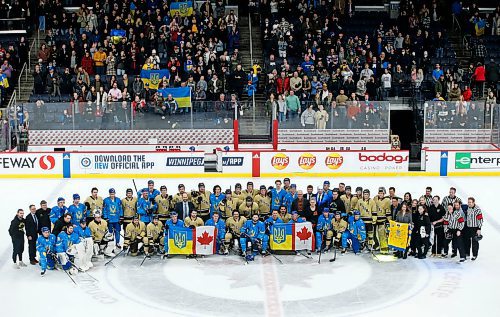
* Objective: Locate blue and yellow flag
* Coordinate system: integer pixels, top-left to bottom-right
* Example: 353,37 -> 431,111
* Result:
110,29 -> 126,44
158,87 -> 191,108
388,220 -> 411,251
270,222 -> 315,251
140,69 -> 170,90
168,226 -> 195,255
170,1 -> 194,17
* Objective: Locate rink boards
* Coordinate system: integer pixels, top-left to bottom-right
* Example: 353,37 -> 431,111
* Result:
0,149 -> 499,178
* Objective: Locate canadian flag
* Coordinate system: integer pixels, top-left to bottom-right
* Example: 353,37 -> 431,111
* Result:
195,226 -> 216,255
294,222 -> 314,251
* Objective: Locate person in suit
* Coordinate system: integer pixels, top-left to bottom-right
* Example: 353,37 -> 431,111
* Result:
303,185 -> 314,202
174,192 -> 195,221
36,200 -> 51,234
25,204 -> 39,265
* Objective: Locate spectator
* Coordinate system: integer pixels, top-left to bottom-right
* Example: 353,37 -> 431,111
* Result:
432,64 -> 444,82
472,63 -> 486,98
381,69 -> 392,100
286,90 -> 301,120
485,59 -> 499,91
301,104 -> 316,129
315,104 -> 329,129
463,86 -> 473,101
277,94 -> 287,122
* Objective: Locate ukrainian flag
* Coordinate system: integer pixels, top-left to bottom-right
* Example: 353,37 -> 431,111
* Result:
168,226 -> 195,255
388,220 -> 411,251
140,69 -> 170,90
110,29 -> 126,44
270,223 -> 294,251
158,87 -> 191,108
170,1 -> 194,17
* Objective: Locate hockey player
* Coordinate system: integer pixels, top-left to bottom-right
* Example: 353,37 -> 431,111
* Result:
36,227 -> 56,276
225,210 -> 247,253
103,188 -> 123,248
137,189 -> 157,225
219,189 -> 240,220
184,210 -> 204,227
373,187 -> 391,254
192,183 -> 211,222
164,212 -> 185,254
172,184 -> 191,205
73,218 -> 93,269
155,185 -> 172,224
271,180 -> 287,212
146,215 -> 164,255
341,211 -> 366,254
283,184 -> 298,214
283,177 -> 291,192
124,215 -> 149,256
50,197 -> 68,224
84,187 -> 103,224
340,186 -> 356,215
329,189 -> 346,218
55,225 -> 79,275
289,211 -> 304,223
278,205 -> 291,223
239,196 -> 259,218
413,205 -> 431,259
68,194 -> 86,225
122,188 -> 138,231
443,203 -> 466,262
138,180 -> 160,200
357,189 -> 377,249
254,185 -> 271,221
205,212 -> 226,254
242,182 -> 259,200
316,208 -> 334,253
465,197 -> 483,260
209,185 -> 225,218
322,181 -> 333,200
315,187 -> 331,212
338,183 -> 346,197
442,187 -> 462,208
240,214 -> 266,261
232,183 -> 245,202
88,211 -> 116,258
331,211 -> 347,248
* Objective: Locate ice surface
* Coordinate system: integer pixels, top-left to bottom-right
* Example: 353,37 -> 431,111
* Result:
1,177 -> 499,317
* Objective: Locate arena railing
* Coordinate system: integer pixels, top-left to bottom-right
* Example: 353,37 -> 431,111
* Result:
492,105 -> 500,148
21,101 -> 238,131
423,100 -> 494,144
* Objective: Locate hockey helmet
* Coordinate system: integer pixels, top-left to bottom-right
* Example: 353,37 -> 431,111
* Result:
353,210 -> 361,216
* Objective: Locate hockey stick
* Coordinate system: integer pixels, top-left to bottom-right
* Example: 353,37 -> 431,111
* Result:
369,244 -> 381,262
51,254 -> 77,285
68,260 -> 99,282
132,179 -> 138,194
269,251 -> 283,264
318,231 -> 325,264
329,238 -> 337,262
298,250 -> 313,259
104,247 -> 127,266
140,254 -> 151,267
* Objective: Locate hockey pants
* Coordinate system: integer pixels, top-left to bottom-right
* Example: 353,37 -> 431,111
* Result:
341,231 -> 361,253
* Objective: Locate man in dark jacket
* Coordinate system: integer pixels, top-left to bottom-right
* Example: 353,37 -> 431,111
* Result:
174,192 -> 195,221
8,209 -> 26,269
25,204 -> 39,265
52,213 -> 72,237
36,200 -> 51,233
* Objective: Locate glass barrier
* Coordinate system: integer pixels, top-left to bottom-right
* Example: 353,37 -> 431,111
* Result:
493,104 -> 500,147
424,100 -> 489,129
22,101 -> 236,131
277,100 -> 390,130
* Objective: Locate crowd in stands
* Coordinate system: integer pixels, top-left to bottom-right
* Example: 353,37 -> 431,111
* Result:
32,0 -> 253,125
259,0 -> 499,126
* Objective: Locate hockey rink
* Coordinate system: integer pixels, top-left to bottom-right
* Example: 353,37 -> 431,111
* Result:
1,176 -> 498,317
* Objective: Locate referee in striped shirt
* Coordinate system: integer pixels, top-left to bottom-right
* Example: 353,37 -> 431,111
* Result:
444,203 -> 467,263
441,187 -> 462,209
465,197 -> 483,261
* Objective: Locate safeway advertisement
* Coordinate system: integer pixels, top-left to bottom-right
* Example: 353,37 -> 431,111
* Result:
0,153 -> 63,175
260,151 -> 409,175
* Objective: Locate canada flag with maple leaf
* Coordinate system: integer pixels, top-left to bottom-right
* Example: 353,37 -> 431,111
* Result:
195,226 -> 217,255
294,222 -> 314,251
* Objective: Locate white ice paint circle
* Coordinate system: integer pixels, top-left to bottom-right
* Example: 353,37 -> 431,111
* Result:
162,255 -> 372,302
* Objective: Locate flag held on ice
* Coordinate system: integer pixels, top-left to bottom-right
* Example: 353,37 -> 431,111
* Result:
270,222 -> 315,251
168,226 -> 216,255
388,220 -> 411,251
